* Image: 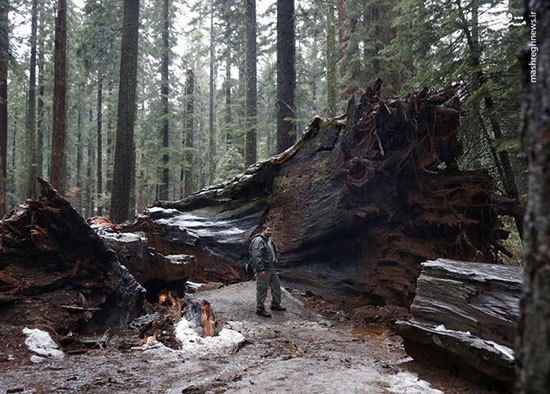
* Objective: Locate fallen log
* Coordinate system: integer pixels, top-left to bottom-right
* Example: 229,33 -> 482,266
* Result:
126,81 -> 521,309
395,258 -> 522,389
0,179 -> 145,339
89,217 -> 195,302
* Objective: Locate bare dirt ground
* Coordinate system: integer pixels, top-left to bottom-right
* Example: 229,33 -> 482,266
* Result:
0,281 -> 499,393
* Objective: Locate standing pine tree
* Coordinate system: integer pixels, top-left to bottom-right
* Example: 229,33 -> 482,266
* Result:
208,2 -> 216,184
0,0 -> 7,216
276,0 -> 295,153
110,0 -> 140,223
50,0 -> 67,193
183,68 -> 194,197
158,0 -> 170,200
326,0 -> 337,117
244,0 -> 257,167
26,0 -> 38,198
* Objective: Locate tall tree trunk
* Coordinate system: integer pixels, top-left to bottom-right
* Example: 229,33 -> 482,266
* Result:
110,0 -> 140,223
325,0 -> 337,117
0,0 -> 7,216
96,76 -> 103,215
276,0 -> 296,153
159,0 -> 170,200
87,108 -> 94,217
183,69 -> 194,197
208,5 -> 215,184
36,11 -> 45,181
244,0 -> 257,167
50,0 -> 67,194
76,109 -> 82,214
456,0 -> 523,237
105,81 -> 113,214
363,2 -> 381,76
517,1 -> 550,392
26,0 -> 38,199
225,45 -> 231,147
336,0 -> 345,59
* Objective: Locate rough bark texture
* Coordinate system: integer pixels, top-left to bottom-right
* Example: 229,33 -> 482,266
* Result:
125,83 -> 520,309
26,0 -> 38,199
396,259 -> 521,389
36,5 -> 45,181
516,1 -> 550,392
96,77 -> 103,216
0,1 -> 7,217
208,6 -> 215,185
0,179 -> 145,337
244,0 -> 257,167
76,110 -> 83,214
110,0 -> 140,223
159,0 -> 170,201
183,69 -> 194,197
50,0 -> 67,194
326,0 -> 337,117
276,0 -> 296,153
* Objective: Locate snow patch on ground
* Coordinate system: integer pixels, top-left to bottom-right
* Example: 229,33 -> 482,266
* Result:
22,328 -> 65,362
175,318 -> 245,354
386,371 -> 443,393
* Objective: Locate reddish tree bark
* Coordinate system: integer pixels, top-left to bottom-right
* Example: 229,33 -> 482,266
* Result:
50,0 -> 67,193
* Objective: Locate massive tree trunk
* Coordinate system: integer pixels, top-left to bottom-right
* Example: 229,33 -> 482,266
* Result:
106,81 -> 113,214
36,9 -> 45,181
96,76 -> 103,216
76,109 -> 83,214
159,0 -> 170,201
244,0 -> 257,167
87,108 -> 95,217
0,0 -> 7,217
26,0 -> 38,199
183,69 -> 194,197
110,0 -> 140,223
276,0 -> 296,153
325,0 -> 337,117
50,0 -> 67,194
208,4 -> 215,185
124,83 -> 520,309
516,1 -> 550,392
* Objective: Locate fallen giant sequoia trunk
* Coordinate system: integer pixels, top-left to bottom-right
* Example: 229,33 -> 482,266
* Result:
396,259 -> 522,388
128,82 -> 520,308
0,179 -> 145,336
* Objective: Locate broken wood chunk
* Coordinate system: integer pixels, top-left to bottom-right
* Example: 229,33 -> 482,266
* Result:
396,258 -> 522,389
0,179 -> 145,343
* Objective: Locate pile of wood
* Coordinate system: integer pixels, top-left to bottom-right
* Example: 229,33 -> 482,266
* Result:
0,179 -> 144,340
126,81 -> 520,310
396,258 -> 522,389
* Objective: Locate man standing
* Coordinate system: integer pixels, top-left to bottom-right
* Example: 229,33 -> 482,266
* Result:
249,223 -> 286,317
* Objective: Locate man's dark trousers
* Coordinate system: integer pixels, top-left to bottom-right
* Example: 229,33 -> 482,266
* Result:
256,267 -> 282,312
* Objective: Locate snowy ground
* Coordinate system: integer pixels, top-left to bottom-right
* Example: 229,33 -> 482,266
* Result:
0,281 -> 494,393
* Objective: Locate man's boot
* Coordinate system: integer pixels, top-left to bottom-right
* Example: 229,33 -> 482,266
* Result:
256,309 -> 272,317
271,305 -> 286,311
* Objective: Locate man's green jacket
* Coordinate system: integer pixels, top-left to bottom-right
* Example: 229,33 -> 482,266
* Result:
249,234 -> 277,272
